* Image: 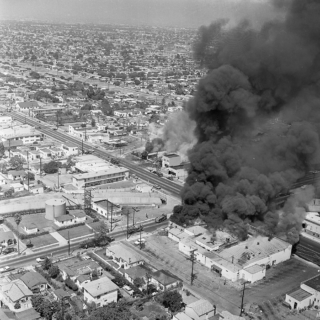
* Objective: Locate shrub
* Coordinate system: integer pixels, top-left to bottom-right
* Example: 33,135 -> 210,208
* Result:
57,222 -> 85,231
65,278 -> 78,291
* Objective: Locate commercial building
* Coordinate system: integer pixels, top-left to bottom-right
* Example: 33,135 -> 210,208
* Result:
162,153 -> 182,168
83,277 -> 119,307
303,212 -> 320,239
72,167 -> 129,189
0,125 -> 42,145
53,210 -> 86,227
285,274 -> 320,310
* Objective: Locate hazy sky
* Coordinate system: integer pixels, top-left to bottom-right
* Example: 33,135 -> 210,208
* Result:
0,0 -> 283,28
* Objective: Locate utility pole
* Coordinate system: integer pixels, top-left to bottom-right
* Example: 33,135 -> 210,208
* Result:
240,282 -> 247,316
187,249 -> 197,285
126,209 -> 129,239
139,224 -> 142,250
8,139 -> 11,158
39,157 -> 42,176
68,231 -> 70,256
57,170 -> 60,189
27,151 -> 29,191
110,202 -> 113,232
81,139 -> 84,155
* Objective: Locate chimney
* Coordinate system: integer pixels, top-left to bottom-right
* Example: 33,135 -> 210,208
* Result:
257,242 -> 259,245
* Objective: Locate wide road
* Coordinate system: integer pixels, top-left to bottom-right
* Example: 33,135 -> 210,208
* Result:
0,219 -> 168,269
10,111 -> 183,197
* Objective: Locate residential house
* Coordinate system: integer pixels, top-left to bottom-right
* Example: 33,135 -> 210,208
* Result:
22,222 -> 38,235
52,289 -> 71,302
123,265 -> 150,286
106,243 -> 145,269
0,230 -> 16,247
83,277 -> 119,307
61,142 -> 79,156
76,274 -> 91,290
53,210 -> 86,227
39,148 -> 52,159
0,172 -> 7,185
150,270 -> 183,291
185,299 -> 216,320
20,271 -> 48,293
50,147 -> 64,159
59,260 -> 102,281
16,101 -> 39,112
7,170 -> 26,181
0,280 -> 33,312
162,154 -> 182,168
9,182 -> 24,193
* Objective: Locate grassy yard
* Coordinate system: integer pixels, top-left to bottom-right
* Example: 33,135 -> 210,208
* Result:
58,225 -> 93,240
22,233 -> 58,248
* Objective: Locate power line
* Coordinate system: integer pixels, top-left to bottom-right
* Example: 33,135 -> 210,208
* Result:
186,249 -> 197,285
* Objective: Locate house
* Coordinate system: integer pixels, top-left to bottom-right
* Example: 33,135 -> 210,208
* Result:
20,271 -> 48,293
123,265 -> 150,285
22,222 -> 39,235
83,277 -> 119,307
10,183 -> 25,193
7,170 -> 26,181
76,274 -> 91,290
59,260 -> 102,281
61,142 -> 79,156
16,101 -> 39,112
285,274 -> 320,310
162,154 -> 181,168
50,147 -> 63,159
0,280 -> 33,312
39,148 -> 52,159
0,172 -> 7,185
52,289 -> 71,302
0,230 -> 16,247
303,212 -> 320,239
106,243 -> 145,269
185,299 -> 216,320
92,199 -> 121,219
53,210 -> 86,227
150,270 -> 183,291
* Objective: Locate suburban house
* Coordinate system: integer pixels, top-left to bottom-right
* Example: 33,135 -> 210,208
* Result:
285,274 -> 320,310
83,277 -> 119,307
7,170 -> 26,181
0,280 -> 33,312
162,153 -> 182,168
53,210 -> 86,227
184,299 -> 216,320
106,243 -> 145,269
76,274 -> 91,290
0,230 -> 16,247
20,271 -> 48,293
59,260 -> 102,281
22,222 -> 39,235
52,289 -> 71,302
0,172 -> 7,185
10,182 -> 25,193
61,142 -> 79,156
92,199 -> 121,219
150,270 -> 183,291
123,265 -> 150,286
303,212 -> 320,239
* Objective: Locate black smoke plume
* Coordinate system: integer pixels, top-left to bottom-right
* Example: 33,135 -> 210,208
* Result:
174,0 -> 320,243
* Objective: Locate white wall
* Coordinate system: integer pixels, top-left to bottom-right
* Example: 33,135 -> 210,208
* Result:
240,268 -> 265,283
84,289 -> 118,307
285,294 -> 313,310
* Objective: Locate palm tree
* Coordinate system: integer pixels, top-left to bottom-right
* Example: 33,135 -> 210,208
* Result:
14,214 -> 22,255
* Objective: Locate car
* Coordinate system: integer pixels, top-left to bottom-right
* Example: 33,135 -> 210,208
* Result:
155,214 -> 167,223
134,238 -> 146,245
0,266 -> 14,273
166,176 -> 173,181
53,128 -> 57,130
36,256 -> 47,263
2,247 -> 15,255
153,185 -> 161,190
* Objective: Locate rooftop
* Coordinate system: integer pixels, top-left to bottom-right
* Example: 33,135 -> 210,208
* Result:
151,269 -> 182,286
83,277 -> 118,297
164,153 -> 180,158
244,264 -> 265,274
287,288 -> 313,302
1,280 -> 33,302
305,212 -> 320,226
187,299 -> 214,316
303,274 -> 320,292
107,243 -> 145,264
73,167 -> 129,180
20,271 -> 48,289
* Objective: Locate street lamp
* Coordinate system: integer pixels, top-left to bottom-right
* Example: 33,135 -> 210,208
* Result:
57,169 -> 60,190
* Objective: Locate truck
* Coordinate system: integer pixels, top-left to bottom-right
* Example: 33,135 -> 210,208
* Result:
155,214 -> 167,223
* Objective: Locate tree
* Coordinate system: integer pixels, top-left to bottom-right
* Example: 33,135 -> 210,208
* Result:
9,155 -> 24,170
133,277 -> 145,288
0,142 -> 4,156
141,150 -> 148,160
26,172 -> 35,181
91,118 -> 96,127
94,221 -> 110,245
91,269 -> 99,280
145,141 -> 153,153
43,161 -> 60,174
65,156 -> 75,171
42,257 -> 53,271
4,187 -> 14,198
65,278 -> 78,291
161,290 -> 183,313
48,265 -> 60,279
88,301 -> 132,320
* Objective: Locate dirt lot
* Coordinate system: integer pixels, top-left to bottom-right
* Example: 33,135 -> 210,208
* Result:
22,233 -> 58,248
124,235 -> 320,318
58,225 -> 94,240
7,213 -> 56,234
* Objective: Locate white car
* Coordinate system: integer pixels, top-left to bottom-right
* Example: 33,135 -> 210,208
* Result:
0,266 -> 12,273
134,238 -> 146,245
36,256 -> 46,263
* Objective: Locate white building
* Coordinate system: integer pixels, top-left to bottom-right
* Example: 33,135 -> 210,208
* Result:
61,142 -> 79,156
162,153 -> 182,168
303,212 -> 320,239
83,277 -> 119,307
53,210 -> 86,227
184,299 -> 216,320
0,116 -> 12,126
0,125 -> 42,145
92,200 -> 121,219
0,173 -> 7,185
285,274 -> 320,310
72,167 -> 129,189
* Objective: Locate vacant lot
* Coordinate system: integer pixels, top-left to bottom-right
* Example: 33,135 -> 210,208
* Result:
7,213 -> 56,234
22,233 -> 58,249
58,225 -> 93,240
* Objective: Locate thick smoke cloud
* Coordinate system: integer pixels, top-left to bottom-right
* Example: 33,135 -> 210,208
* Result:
174,0 -> 320,243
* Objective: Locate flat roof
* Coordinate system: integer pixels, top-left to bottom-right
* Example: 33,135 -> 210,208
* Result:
305,212 -> 320,227
83,277 -> 118,297
164,153 -> 180,158
73,167 -> 129,180
244,264 -> 265,274
304,274 -> 320,292
288,288 -> 313,301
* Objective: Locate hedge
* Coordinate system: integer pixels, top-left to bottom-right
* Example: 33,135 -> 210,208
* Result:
4,220 -> 49,239
65,278 -> 78,291
35,266 -> 59,289
56,222 -> 85,231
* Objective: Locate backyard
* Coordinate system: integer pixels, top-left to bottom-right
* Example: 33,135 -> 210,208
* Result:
58,224 -> 94,240
22,233 -> 59,249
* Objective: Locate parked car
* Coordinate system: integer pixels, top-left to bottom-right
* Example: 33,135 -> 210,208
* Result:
127,225 -> 143,235
153,185 -> 161,190
36,256 -> 47,263
2,247 -> 15,255
0,266 -> 14,273
123,285 -> 135,296
134,238 -> 146,245
155,214 -> 167,223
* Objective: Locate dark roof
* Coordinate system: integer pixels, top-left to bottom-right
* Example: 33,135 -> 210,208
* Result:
288,288 -> 313,302
3,140 -> 24,148
54,288 -> 71,300
151,269 -> 182,286
8,170 -> 26,176
164,153 -> 179,158
20,271 -> 47,289
17,101 -> 39,108
304,274 -> 320,292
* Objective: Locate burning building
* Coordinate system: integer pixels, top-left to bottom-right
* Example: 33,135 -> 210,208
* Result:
171,0 -> 320,244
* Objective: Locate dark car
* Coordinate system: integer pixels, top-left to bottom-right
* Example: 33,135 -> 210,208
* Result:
2,247 -> 15,255
155,214 -> 167,223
